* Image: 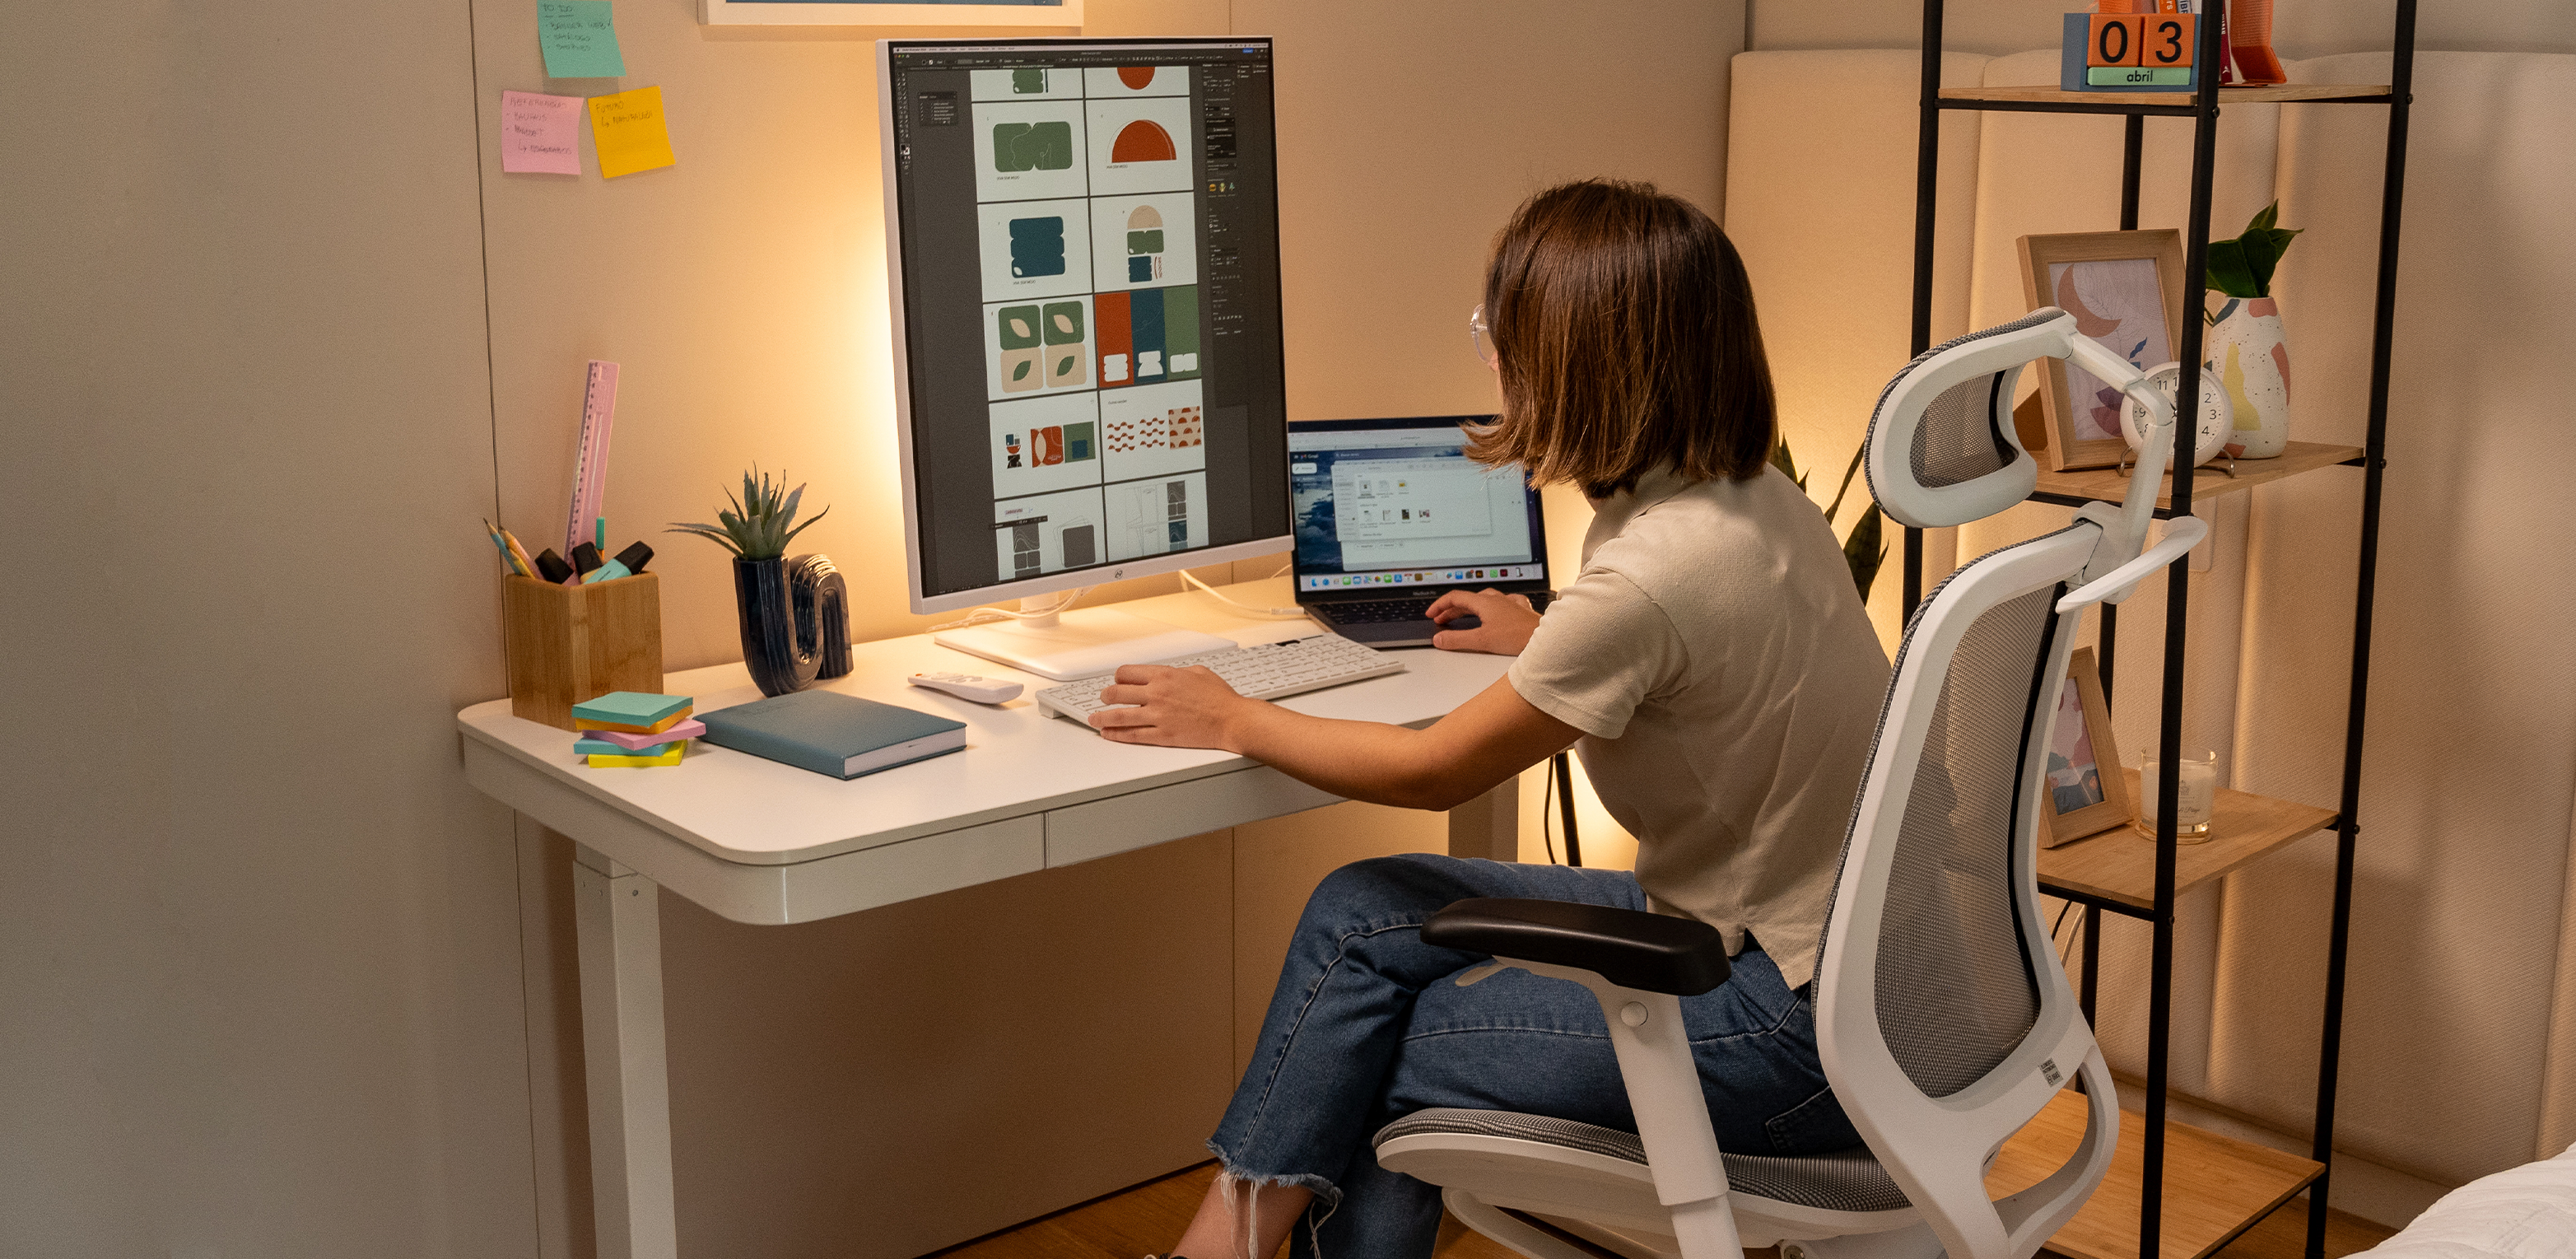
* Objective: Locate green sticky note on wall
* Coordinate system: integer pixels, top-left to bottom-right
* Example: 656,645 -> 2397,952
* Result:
539,0 -> 627,79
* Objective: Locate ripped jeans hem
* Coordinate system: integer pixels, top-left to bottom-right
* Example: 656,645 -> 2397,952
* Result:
1204,1138 -> 1342,1212
1207,1132 -> 1347,1259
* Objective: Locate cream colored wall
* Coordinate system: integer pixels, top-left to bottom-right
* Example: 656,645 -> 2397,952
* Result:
1748,0 -> 2576,58
0,6 -> 537,1257
2,0 -> 1744,1252
478,1 -> 1745,1255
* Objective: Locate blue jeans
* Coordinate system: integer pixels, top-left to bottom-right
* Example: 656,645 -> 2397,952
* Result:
1209,854 -> 1859,1259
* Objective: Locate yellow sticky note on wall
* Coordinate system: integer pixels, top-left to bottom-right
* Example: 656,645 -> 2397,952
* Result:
588,86 -> 675,179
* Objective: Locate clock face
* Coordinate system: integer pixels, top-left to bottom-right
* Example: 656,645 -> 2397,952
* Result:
2121,361 -> 2234,466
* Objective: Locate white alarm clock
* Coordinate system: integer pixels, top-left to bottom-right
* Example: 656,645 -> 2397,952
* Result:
2120,361 -> 2235,467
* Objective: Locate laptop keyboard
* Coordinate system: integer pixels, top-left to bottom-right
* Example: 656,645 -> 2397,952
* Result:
1321,593 -> 1553,624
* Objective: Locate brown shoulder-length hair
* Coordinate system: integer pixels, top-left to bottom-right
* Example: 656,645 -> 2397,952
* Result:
1468,180 -> 1777,497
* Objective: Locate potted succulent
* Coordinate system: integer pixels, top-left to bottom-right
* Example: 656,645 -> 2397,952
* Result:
2203,202 -> 2303,459
669,469 -> 851,697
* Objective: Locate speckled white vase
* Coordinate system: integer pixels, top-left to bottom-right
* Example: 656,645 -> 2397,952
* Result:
2206,296 -> 2291,458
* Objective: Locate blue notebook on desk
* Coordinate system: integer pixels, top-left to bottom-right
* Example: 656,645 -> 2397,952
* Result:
698,690 -> 966,780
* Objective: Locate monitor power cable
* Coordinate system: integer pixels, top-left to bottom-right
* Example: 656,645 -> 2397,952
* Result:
929,585 -> 1093,632
1180,567 -> 1308,618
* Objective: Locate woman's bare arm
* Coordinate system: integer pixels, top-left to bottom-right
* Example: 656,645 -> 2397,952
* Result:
1088,669 -> 1579,811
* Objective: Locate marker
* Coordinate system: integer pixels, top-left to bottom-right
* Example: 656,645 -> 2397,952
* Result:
594,516 -> 606,555
570,541 -> 604,575
613,540 -> 653,575
534,548 -> 575,584
580,558 -> 632,585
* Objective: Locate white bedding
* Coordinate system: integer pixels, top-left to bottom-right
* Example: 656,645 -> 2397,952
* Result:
2361,1144 -> 2576,1258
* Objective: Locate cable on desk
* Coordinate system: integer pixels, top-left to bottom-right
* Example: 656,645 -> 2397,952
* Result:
930,585 -> 1093,632
1181,567 -> 1309,618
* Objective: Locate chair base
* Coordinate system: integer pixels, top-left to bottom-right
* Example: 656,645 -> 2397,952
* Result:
1442,1192 -> 1944,1259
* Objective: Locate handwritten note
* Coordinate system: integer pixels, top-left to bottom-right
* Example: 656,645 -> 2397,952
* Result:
589,86 -> 675,179
500,91 -> 583,175
538,0 -> 626,79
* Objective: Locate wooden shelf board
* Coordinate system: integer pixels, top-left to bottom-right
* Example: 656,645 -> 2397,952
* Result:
1941,85 -> 2392,108
2030,441 -> 2363,514
1987,1091 -> 2324,1259
2039,770 -> 2336,914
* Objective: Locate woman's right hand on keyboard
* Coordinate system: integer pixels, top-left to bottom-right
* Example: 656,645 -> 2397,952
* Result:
1426,588 -> 1540,656
1090,664 -> 1252,749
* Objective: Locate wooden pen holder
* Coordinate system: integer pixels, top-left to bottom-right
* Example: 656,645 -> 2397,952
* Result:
504,573 -> 664,730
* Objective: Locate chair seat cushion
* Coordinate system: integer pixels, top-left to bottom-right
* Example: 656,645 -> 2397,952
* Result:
1374,1108 -> 1913,1214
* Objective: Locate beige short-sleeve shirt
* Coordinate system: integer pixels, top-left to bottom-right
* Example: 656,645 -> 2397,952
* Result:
1507,465 -> 1891,991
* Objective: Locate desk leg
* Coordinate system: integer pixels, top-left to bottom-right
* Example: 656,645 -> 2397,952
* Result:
572,844 -> 679,1259
1446,778 -> 1521,861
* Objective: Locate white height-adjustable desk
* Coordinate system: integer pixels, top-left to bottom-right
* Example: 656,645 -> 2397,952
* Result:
454,580 -> 1521,1259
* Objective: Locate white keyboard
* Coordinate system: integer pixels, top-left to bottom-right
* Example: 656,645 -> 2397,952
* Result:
1036,634 -> 1409,725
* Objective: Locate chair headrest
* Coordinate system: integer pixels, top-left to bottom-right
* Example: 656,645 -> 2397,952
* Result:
1862,309 -> 2076,529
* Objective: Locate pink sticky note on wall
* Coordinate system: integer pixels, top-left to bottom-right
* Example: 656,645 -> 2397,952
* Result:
501,90 -> 583,175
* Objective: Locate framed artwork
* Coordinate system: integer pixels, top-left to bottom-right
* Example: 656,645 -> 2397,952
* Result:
2016,229 -> 2187,471
2040,647 -> 2133,847
700,0 -> 1082,26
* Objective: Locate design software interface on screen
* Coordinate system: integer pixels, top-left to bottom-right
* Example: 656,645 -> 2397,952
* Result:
885,40 -> 1288,601
1291,426 -> 1544,591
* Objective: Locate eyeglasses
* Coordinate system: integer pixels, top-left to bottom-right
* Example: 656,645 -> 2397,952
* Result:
1469,303 -> 1498,367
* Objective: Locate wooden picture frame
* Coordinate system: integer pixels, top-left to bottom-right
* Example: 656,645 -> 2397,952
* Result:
2016,229 -> 2187,471
2040,647 -> 2133,846
700,0 -> 1082,26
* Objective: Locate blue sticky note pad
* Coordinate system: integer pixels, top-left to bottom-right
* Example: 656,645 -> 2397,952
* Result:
572,691 -> 692,725
539,0 -> 627,79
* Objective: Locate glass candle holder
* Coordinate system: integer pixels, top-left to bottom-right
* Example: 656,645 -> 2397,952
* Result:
2136,748 -> 2219,843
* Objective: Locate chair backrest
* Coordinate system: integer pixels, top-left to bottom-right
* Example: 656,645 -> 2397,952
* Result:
1820,525 -> 2089,1083
1808,310 -> 2141,1257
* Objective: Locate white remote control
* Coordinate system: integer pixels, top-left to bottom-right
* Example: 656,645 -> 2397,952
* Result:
906,671 -> 1024,705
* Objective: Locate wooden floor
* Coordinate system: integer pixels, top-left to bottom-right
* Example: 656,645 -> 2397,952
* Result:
925,1162 -> 2393,1259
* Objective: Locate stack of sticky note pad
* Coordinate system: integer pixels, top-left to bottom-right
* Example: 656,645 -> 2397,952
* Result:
571,692 -> 702,767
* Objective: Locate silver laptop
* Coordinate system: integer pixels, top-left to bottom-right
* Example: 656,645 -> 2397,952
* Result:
1289,417 -> 1554,648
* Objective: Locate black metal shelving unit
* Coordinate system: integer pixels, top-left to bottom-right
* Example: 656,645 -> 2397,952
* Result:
1899,5 -> 2415,1259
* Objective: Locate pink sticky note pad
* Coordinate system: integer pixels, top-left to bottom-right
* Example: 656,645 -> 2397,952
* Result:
592,720 -> 705,750
501,90 -> 584,175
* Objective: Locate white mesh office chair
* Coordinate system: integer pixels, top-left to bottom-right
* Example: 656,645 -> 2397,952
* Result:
1373,308 -> 2208,1259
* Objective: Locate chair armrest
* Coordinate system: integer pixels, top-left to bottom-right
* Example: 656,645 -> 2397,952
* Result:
1423,898 -> 1732,996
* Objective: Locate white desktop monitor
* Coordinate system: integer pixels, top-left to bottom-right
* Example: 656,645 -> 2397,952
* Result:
878,36 -> 1291,678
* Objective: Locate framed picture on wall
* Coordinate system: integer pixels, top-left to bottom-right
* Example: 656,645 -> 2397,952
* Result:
2016,229 -> 2187,472
2040,647 -> 2133,847
700,0 -> 1082,26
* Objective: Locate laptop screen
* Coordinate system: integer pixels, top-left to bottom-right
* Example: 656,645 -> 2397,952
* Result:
1288,417 -> 1547,595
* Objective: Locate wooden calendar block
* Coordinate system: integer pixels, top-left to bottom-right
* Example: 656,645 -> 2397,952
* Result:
2142,13 -> 2197,68
2089,15 -> 2145,67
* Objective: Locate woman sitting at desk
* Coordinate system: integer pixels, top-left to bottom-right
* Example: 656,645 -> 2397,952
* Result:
1093,179 -> 1891,1259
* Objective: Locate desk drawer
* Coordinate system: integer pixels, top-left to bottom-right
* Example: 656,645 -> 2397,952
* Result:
1046,767 -> 1341,866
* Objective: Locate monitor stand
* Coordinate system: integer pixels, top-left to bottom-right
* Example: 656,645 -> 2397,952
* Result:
933,604 -> 1235,683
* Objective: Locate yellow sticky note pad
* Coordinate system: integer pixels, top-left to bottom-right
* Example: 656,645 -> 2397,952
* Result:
588,86 -> 675,179
588,742 -> 686,768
